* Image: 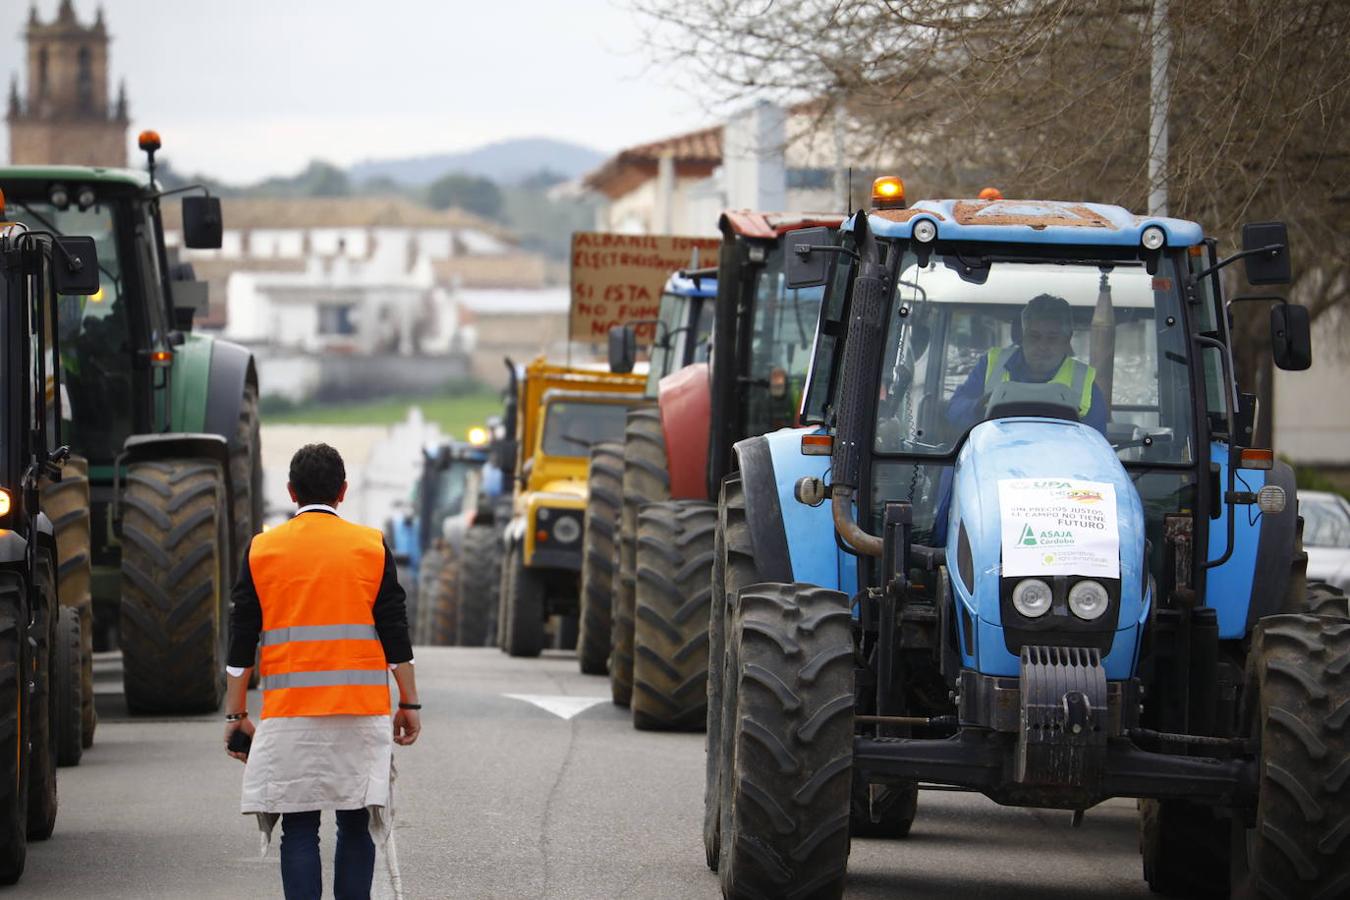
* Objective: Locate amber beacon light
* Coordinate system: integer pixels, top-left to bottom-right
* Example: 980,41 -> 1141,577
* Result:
137,130 -> 162,153
871,176 -> 906,210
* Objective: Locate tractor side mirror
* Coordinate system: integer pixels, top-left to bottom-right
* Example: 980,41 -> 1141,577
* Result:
608,324 -> 636,374
182,195 -> 223,249
1241,222 -> 1290,286
53,236 -> 101,295
1270,303 -> 1311,371
784,227 -> 832,289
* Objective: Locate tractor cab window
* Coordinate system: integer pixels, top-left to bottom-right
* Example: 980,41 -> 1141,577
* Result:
870,244 -> 1196,544
646,292 -> 711,396
745,245 -> 825,433
540,401 -> 631,457
11,200 -> 135,462
430,461 -> 471,523
801,231 -> 857,424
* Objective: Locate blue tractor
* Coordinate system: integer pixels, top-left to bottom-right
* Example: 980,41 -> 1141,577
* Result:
706,179 -> 1348,898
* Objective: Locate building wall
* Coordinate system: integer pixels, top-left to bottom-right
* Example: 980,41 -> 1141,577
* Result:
9,116 -> 125,167
470,312 -> 570,387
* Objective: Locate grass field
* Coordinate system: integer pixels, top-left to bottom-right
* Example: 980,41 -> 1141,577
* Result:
261,390 -> 503,439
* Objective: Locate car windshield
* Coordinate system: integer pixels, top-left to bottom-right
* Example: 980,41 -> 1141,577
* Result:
1303,496 -> 1350,548
874,246 -> 1196,465
540,400 -> 631,456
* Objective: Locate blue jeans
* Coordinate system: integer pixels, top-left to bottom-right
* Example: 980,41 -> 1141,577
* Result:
279,809 -> 375,900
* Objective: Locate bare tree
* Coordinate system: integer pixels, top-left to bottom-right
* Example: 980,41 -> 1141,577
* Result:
641,0 -> 1350,440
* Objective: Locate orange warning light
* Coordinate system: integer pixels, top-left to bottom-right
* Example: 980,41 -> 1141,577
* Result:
871,176 -> 906,210
0,490 -> 10,517
150,349 -> 174,366
979,187 -> 1004,201
138,130 -> 162,152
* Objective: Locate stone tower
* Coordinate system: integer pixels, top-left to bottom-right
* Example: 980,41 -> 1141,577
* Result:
7,1 -> 128,167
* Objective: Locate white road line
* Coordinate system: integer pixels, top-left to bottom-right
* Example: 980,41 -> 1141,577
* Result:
504,694 -> 609,720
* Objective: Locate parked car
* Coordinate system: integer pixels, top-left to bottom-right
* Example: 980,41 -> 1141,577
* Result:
1301,489 -> 1350,591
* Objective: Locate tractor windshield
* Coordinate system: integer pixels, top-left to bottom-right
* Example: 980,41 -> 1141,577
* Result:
745,244 -> 825,432
645,291 -> 713,396
540,400 -> 631,457
10,199 -> 133,461
874,247 -> 1195,463
430,461 -> 472,521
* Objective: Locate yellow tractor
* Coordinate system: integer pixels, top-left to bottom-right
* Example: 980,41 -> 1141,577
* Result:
494,357 -> 647,656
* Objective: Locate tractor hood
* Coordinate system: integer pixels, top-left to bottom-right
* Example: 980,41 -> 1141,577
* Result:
947,417 -> 1148,679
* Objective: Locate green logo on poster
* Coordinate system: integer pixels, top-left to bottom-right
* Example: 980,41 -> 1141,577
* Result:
1019,524 -> 1037,546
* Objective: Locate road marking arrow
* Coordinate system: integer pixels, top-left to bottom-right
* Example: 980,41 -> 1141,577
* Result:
505,694 -> 609,720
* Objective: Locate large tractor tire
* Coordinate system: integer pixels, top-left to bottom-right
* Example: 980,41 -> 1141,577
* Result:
705,476 -> 760,871
456,524 -> 502,646
1305,582 -> 1349,619
231,385 -> 264,581
611,408 -> 669,706
39,455 -> 95,747
719,583 -> 854,900
53,606 -> 82,768
414,543 -> 448,645
26,558 -> 57,842
632,501 -> 715,731
424,552 -> 460,646
119,459 -> 229,714
0,574 -> 30,884
505,542 -> 545,658
1232,614 -> 1350,898
578,443 -> 622,675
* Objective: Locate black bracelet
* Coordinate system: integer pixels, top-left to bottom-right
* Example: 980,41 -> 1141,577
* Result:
225,711 -> 247,721
398,702 -> 421,710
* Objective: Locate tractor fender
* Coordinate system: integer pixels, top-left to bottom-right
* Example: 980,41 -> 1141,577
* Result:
204,339 -> 257,449
1244,460 -> 1298,630
659,362 -> 711,501
121,433 -> 235,569
34,512 -> 55,558
733,429 -> 855,592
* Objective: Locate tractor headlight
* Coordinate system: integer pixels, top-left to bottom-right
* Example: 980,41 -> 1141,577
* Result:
912,219 -> 938,243
1012,579 -> 1053,618
551,514 -> 582,545
1068,580 -> 1110,620
1140,225 -> 1166,250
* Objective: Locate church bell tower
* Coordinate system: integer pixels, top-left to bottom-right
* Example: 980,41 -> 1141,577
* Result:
7,1 -> 129,167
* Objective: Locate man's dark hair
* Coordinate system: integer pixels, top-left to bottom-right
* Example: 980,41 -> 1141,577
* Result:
289,443 -> 346,506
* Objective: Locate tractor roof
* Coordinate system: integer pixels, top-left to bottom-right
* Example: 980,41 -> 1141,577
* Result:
664,268 -> 717,299
0,165 -> 152,191
855,198 -> 1204,249
721,210 -> 846,240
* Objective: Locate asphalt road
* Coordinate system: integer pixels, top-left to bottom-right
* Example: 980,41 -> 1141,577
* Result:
16,648 -> 1156,899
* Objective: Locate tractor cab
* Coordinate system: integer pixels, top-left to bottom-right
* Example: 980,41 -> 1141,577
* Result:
608,268 -> 717,398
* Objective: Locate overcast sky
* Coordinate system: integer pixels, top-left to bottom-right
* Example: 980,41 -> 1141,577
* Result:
1,0 -> 711,182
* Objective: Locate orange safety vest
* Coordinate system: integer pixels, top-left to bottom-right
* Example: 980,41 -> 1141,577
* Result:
249,511 -> 390,719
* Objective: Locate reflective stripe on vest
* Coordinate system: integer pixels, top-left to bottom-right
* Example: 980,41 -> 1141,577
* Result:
249,512 -> 390,719
984,346 -> 1095,418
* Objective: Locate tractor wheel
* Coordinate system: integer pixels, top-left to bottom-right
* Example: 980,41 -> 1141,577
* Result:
1232,614 -> 1350,898
1140,799 -> 1229,897
506,543 -> 544,658
719,583 -> 854,900
1305,582 -> 1349,619
632,501 -> 715,732
705,476 -> 760,871
850,774 -> 918,839
414,543 -> 445,645
39,455 -> 95,747
456,524 -> 502,646
231,385 -> 264,581
0,574 -> 30,884
611,408 -> 669,707
53,606 -> 82,768
119,459 -> 229,714
26,558 -> 57,842
578,443 -> 622,675
497,542 -> 514,653
425,552 -> 460,646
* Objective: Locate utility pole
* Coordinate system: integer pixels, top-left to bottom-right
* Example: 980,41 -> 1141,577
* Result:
1148,0 -> 1171,217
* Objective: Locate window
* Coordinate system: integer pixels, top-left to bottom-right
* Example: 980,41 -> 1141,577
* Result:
318,304 -> 356,336
540,401 -> 631,456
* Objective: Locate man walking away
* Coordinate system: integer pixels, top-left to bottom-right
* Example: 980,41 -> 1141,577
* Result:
224,443 -> 421,900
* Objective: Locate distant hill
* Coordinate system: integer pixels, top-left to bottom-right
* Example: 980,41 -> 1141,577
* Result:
349,138 -> 606,187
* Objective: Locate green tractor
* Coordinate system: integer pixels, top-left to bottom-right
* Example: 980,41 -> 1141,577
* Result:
0,211 -> 103,881
0,131 -> 262,716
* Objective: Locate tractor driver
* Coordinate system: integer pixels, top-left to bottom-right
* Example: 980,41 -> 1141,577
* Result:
946,293 -> 1108,436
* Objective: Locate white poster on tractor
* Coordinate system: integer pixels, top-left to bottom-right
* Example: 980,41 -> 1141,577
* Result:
997,479 -> 1120,579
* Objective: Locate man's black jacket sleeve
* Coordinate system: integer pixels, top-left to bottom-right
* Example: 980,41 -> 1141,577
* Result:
226,538 -> 414,668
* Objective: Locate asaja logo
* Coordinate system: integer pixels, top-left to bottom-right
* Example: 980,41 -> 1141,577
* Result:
1019,524 -> 1037,546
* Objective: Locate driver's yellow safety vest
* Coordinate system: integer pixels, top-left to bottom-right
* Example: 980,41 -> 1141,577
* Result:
984,347 -> 1095,418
